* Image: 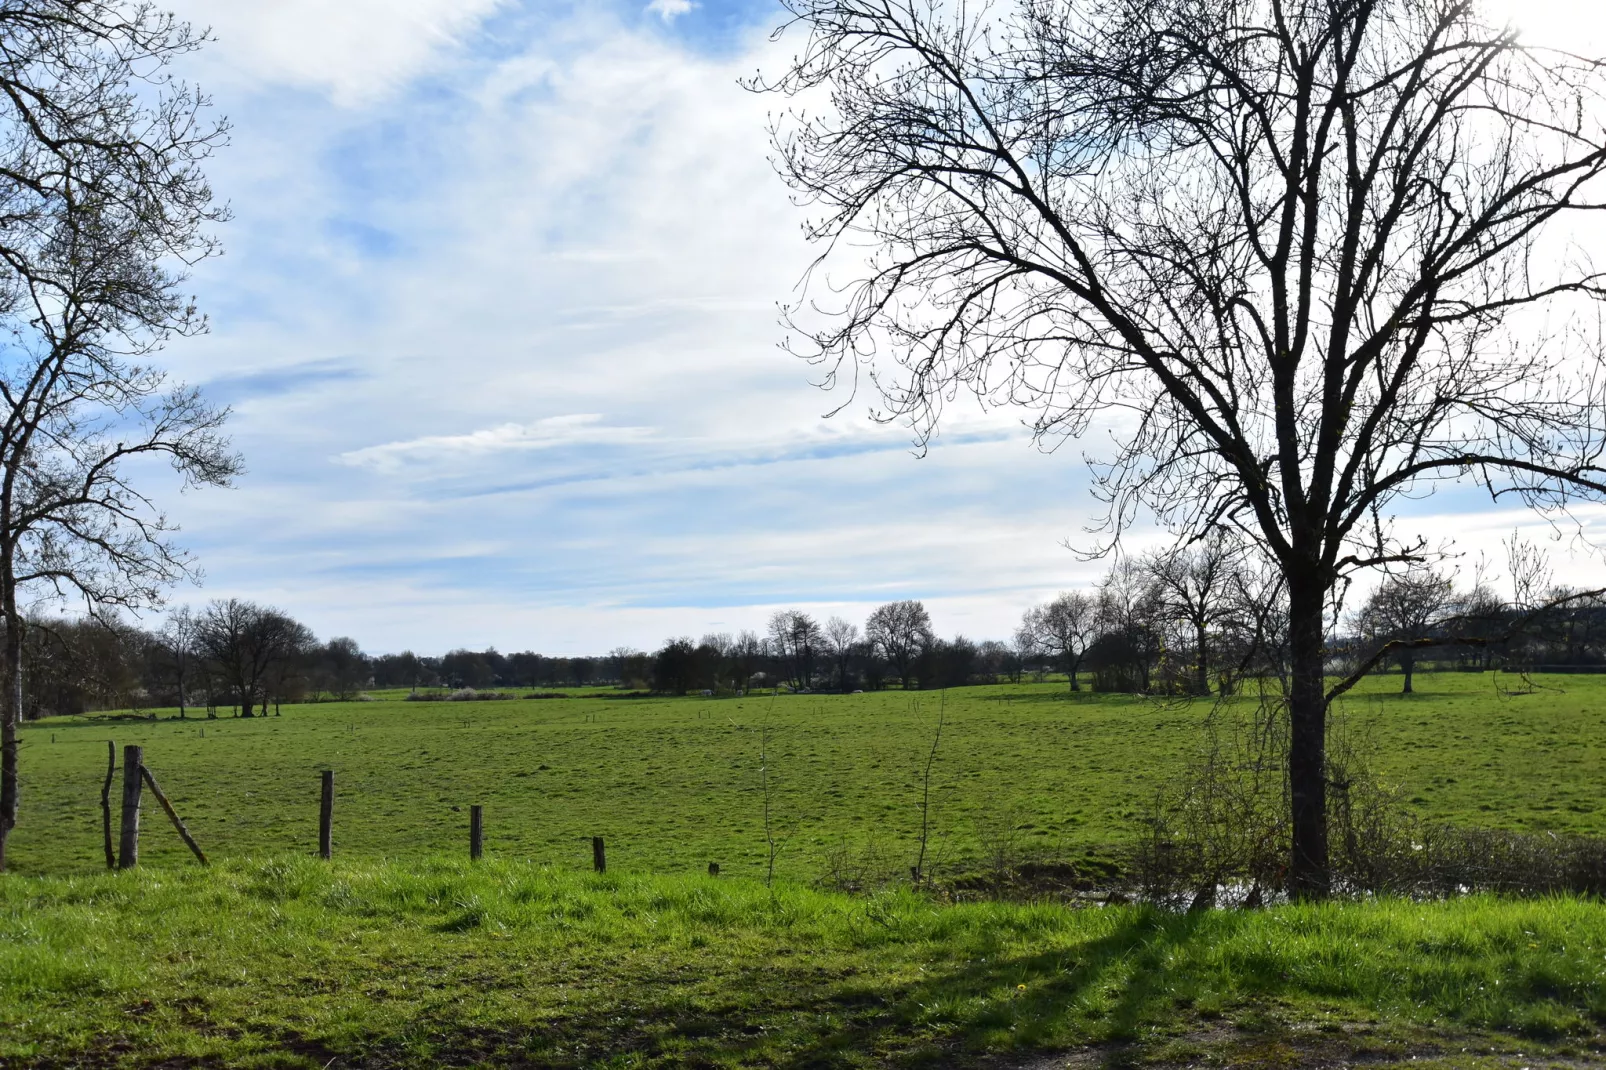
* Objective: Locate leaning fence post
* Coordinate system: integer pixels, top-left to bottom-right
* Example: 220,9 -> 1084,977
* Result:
592,835 -> 606,873
470,804 -> 483,861
319,770 -> 334,860
118,744 -> 142,869
100,741 -> 116,870
141,766 -> 208,866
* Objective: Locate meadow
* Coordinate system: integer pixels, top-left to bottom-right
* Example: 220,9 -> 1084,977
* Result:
5,672 -> 1606,1067
4,670 -> 1605,883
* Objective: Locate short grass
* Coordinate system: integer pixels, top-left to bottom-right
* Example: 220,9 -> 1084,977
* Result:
8,671 -> 1606,882
4,857 -> 1606,1068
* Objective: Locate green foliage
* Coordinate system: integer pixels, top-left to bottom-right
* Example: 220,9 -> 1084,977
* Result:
9,673 -> 1606,882
3,858 -> 1606,1066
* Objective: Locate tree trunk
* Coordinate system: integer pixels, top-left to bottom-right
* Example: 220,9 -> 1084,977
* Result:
1400,651 -> 1414,694
0,568 -> 19,872
1286,581 -> 1329,899
1067,654 -> 1080,691
1195,620 -> 1210,696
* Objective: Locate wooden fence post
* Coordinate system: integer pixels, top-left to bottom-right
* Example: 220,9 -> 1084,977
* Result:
118,744 -> 142,869
470,805 -> 483,861
319,770 -> 334,860
592,835 -> 606,873
100,741 -> 116,870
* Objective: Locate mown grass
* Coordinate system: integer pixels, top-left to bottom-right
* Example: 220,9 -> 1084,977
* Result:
8,672 -> 1606,883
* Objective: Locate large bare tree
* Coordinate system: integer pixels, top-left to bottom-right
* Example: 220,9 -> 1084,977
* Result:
0,2 -> 233,870
761,0 -> 1606,894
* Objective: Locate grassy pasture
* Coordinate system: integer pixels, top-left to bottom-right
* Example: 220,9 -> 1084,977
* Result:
6,671 -> 1606,881
4,858 -> 1606,1067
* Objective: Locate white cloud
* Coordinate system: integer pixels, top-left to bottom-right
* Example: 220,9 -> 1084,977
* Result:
144,5 -> 1132,652
646,0 -> 696,21
338,416 -> 655,472
169,0 -> 507,105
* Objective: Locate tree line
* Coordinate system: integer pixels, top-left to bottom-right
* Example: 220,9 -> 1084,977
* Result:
21,538 -> 1606,717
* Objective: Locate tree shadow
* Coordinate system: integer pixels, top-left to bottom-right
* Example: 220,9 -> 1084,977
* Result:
770,909 -> 1223,1068
370,910 -> 1233,1070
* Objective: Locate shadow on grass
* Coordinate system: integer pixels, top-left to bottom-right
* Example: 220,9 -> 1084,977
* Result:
355,911 -> 1226,1070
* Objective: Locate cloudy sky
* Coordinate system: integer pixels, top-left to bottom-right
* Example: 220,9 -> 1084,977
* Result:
139,0 -> 1606,655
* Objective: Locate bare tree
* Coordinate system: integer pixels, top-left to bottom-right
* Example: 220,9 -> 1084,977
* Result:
865,599 -> 932,690
1355,570 -> 1458,693
1091,559 -> 1163,692
767,608 -> 823,689
727,630 -> 762,692
823,615 -> 859,690
154,606 -> 199,717
0,3 -> 233,869
1017,591 -> 1096,691
195,600 -> 308,718
1145,537 -> 1241,695
760,0 -> 1606,895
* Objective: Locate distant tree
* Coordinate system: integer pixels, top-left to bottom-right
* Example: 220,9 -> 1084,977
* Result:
727,630 -> 762,691
822,616 -> 859,691
21,617 -> 143,717
865,600 -> 933,690
1018,592 -> 1097,691
263,625 -> 317,714
1089,562 -> 1162,693
768,608 -> 823,689
1357,571 -> 1458,693
652,637 -> 699,695
152,607 -> 200,717
921,635 -> 977,689
441,649 -> 495,690
196,600 -> 310,717
506,651 -> 544,688
372,651 -> 427,691
606,647 -> 652,689
316,637 -> 367,700
569,657 -> 594,688
1453,584 -> 1507,672
974,639 -> 1012,684
1145,538 -> 1241,695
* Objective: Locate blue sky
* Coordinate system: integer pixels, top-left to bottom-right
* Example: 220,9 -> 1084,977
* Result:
136,0 -> 1606,654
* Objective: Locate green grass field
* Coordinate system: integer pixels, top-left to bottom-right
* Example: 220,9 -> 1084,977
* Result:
7,671 -> 1606,882
6,672 -> 1606,1066
4,857 -> 1606,1068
